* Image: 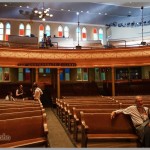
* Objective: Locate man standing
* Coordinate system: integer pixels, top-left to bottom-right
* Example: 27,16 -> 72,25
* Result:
33,83 -> 43,101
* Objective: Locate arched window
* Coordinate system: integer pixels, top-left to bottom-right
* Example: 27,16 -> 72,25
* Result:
45,25 -> 50,36
19,23 -> 25,36
93,28 -> 98,40
5,23 -> 11,41
64,26 -> 69,38
58,25 -> 63,37
99,28 -> 103,44
26,24 -> 31,36
39,24 -> 44,42
82,27 -> 87,41
0,22 -> 4,40
76,27 -> 81,41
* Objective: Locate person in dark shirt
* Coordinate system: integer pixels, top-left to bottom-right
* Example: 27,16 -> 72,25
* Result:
16,84 -> 24,99
47,36 -> 54,47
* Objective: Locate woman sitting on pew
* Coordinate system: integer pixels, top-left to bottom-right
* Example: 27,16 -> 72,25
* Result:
111,96 -> 150,147
47,36 -> 54,47
5,91 -> 15,101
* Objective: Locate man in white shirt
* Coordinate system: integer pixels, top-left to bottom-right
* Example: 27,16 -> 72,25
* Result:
33,83 -> 43,101
111,96 -> 150,147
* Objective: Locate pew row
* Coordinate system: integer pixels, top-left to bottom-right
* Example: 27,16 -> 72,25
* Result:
73,108 -> 115,142
66,104 -> 120,132
0,107 -> 43,113
0,114 -> 49,148
80,112 -> 138,148
0,109 -> 45,120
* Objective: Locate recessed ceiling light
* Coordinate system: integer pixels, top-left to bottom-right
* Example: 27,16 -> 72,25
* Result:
61,9 -> 64,11
68,10 -> 70,11
20,6 -> 22,7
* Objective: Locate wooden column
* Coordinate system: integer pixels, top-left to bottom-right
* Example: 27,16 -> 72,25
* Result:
57,68 -> 61,99
111,67 -> 115,96
35,68 -> 38,82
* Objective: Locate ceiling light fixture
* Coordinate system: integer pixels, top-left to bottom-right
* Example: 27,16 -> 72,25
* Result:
34,2 -> 53,21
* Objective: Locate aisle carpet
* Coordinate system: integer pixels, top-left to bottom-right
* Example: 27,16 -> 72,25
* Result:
45,107 -> 76,148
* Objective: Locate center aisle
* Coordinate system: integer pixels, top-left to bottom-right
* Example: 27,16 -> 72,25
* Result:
45,107 -> 76,148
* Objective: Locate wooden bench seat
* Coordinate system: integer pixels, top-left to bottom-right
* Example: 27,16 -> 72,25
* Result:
60,101 -> 118,123
0,107 -> 43,113
120,103 -> 150,109
56,97 -> 115,115
65,104 -> 120,132
0,114 -> 49,147
0,109 -> 45,120
80,112 -> 138,147
0,104 -> 43,109
0,100 -> 42,104
73,108 -> 115,142
0,99 -> 40,103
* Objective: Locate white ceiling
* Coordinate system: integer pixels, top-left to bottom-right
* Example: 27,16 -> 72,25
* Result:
0,1 -> 150,26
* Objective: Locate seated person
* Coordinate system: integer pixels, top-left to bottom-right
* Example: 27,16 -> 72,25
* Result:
5,91 -> 15,101
41,34 -> 47,48
111,96 -> 150,147
47,36 -> 54,47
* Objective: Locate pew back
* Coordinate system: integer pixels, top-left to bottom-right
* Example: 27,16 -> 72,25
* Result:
0,115 -> 48,147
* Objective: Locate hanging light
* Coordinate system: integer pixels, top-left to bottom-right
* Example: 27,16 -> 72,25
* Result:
34,2 -> 53,21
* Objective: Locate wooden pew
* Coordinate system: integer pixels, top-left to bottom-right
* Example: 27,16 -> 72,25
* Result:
0,107 -> 43,114
120,103 -> 150,109
56,96 -> 115,114
56,97 -> 114,117
61,101 -> 117,122
0,114 -> 49,147
0,109 -> 45,120
73,108 -> 115,142
66,104 -> 120,132
80,112 -> 138,148
59,99 -> 118,121
0,104 -> 43,109
0,99 -> 41,104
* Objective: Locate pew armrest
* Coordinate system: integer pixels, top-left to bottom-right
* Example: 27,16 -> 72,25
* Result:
44,123 -> 48,134
74,114 -> 79,122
